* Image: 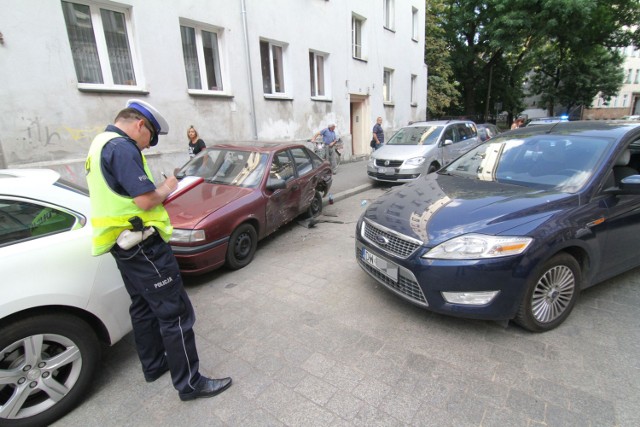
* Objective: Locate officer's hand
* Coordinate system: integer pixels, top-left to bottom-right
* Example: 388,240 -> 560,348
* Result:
163,176 -> 178,192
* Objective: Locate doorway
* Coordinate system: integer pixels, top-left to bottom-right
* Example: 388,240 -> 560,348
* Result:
349,94 -> 370,158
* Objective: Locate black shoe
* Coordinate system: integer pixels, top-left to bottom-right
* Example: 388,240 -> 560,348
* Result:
144,365 -> 170,383
179,377 -> 232,401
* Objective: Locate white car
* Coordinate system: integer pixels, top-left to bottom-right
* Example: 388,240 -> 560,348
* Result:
367,120 -> 480,182
0,169 -> 131,425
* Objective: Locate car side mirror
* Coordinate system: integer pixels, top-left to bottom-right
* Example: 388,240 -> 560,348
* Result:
443,139 -> 453,146
619,175 -> 640,194
266,177 -> 287,191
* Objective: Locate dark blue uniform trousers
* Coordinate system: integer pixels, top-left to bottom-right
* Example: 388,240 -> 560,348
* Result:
111,233 -> 202,394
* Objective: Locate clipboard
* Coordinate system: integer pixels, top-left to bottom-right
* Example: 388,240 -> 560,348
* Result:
163,176 -> 204,205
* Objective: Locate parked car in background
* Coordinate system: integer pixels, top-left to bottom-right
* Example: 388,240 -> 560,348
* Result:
526,116 -> 569,126
367,120 -> 479,182
476,123 -> 501,141
166,142 -> 332,275
356,121 -> 640,332
622,115 -> 640,121
0,169 -> 132,425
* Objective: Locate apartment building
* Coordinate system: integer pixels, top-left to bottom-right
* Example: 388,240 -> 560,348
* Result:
0,0 -> 427,182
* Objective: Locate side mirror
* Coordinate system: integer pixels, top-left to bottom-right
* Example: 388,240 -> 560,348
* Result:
443,139 -> 453,146
619,175 -> 640,194
266,177 -> 287,191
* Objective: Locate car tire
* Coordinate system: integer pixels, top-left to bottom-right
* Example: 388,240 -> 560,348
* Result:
427,163 -> 439,174
515,253 -> 580,332
302,191 -> 323,219
225,223 -> 258,270
0,314 -> 100,426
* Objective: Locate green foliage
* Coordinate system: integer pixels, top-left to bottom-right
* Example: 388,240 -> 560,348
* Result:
427,0 -> 640,119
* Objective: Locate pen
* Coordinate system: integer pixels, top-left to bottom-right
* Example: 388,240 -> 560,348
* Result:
161,172 -> 167,179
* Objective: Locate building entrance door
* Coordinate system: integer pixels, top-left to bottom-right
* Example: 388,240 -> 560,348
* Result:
349,94 -> 370,157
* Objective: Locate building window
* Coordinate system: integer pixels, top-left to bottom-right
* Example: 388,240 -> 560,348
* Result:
260,40 -> 287,95
352,15 -> 365,59
626,69 -> 633,84
383,68 -> 393,102
61,1 -> 139,88
309,51 -> 328,98
623,94 -> 628,107
635,69 -> 640,84
383,0 -> 395,30
411,7 -> 419,41
180,22 -> 224,92
410,74 -> 417,105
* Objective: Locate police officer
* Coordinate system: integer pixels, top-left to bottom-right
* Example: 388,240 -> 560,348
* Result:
85,99 -> 231,401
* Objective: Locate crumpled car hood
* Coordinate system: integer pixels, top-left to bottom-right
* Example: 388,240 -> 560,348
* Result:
363,174 -> 577,245
164,183 -> 252,228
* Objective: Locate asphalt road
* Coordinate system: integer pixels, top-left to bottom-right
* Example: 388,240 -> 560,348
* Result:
55,163 -> 640,426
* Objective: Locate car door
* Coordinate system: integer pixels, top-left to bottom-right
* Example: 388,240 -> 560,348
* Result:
440,125 -> 460,165
264,149 -> 301,233
289,147 -> 317,214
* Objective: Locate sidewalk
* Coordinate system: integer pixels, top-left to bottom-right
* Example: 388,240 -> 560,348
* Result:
325,158 -> 374,206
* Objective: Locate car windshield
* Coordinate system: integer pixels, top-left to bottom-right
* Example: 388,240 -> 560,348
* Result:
442,134 -> 613,192
386,126 -> 443,146
177,148 -> 268,188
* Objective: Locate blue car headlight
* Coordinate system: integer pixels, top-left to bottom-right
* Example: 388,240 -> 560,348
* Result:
423,234 -> 532,259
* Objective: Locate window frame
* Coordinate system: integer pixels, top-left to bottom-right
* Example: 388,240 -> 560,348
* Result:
260,38 -> 290,98
179,19 -> 230,97
411,7 -> 419,41
383,0 -> 395,31
352,14 -> 366,60
383,68 -> 394,104
309,50 -> 331,100
410,74 -> 417,106
61,0 -> 144,93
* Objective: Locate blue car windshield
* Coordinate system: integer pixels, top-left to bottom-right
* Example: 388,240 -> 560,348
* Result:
443,134 -> 613,191
386,126 -> 443,146
177,149 -> 268,188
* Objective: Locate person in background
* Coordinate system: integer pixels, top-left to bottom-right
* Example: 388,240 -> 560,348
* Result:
312,123 -> 338,174
85,99 -> 231,402
511,117 -> 524,129
372,117 -> 384,150
187,126 -> 206,158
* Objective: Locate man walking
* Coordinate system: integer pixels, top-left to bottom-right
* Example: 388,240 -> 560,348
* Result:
312,123 -> 338,174
85,99 -> 231,401
372,117 -> 384,150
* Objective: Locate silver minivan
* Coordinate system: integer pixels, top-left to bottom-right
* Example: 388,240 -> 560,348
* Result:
367,120 -> 479,183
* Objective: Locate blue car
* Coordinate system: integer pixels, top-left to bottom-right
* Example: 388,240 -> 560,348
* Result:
356,121 -> 640,331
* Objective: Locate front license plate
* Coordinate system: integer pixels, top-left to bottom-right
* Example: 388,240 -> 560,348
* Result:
361,247 -> 398,282
377,166 -> 387,174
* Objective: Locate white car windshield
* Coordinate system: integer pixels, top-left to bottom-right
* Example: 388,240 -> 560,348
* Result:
386,126 -> 443,146
443,134 -> 613,192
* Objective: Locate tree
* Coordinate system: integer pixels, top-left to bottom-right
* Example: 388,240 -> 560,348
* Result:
432,0 -> 640,119
425,0 -> 460,118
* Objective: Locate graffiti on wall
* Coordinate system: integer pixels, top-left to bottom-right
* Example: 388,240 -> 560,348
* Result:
8,116 -> 102,165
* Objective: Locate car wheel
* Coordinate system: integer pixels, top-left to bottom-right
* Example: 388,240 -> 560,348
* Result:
515,253 -> 580,332
0,314 -> 100,426
427,163 -> 439,174
225,223 -> 258,270
302,191 -> 323,219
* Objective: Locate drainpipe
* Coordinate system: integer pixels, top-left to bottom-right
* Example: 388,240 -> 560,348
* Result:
241,0 -> 258,140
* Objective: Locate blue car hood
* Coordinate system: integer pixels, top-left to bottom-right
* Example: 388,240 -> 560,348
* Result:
364,174 -> 578,245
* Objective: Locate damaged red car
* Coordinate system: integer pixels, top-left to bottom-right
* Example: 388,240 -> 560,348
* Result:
165,142 -> 332,275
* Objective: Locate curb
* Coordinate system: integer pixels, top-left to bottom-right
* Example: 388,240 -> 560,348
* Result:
324,182 -> 374,207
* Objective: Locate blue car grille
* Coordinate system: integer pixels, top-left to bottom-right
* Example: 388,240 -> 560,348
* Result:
362,221 -> 421,259
356,247 -> 427,306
